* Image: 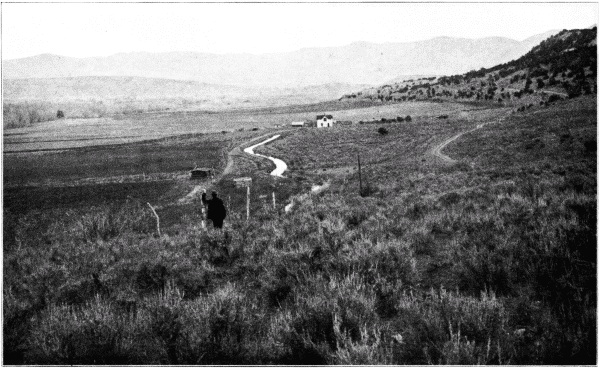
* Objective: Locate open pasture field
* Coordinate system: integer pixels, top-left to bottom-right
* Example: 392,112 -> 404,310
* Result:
3,99 -> 472,213
4,133 -> 235,187
3,97 -> 596,365
3,128 -> 274,235
255,105 -> 510,185
3,114 -> 260,154
3,99 -> 468,153
236,99 -> 478,126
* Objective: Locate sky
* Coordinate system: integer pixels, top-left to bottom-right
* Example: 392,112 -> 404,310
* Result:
2,2 -> 598,60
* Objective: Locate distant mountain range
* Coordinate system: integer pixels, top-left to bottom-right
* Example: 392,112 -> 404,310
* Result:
3,30 -> 559,89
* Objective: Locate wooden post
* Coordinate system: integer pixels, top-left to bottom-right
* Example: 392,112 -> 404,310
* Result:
246,185 -> 250,221
357,153 -> 363,195
272,191 -> 276,210
147,202 -> 161,237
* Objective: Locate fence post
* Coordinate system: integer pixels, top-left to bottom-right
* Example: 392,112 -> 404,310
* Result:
246,185 -> 250,221
272,191 -> 276,210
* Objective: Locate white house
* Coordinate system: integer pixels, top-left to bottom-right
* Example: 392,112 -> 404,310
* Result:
316,114 -> 335,128
291,121 -> 305,127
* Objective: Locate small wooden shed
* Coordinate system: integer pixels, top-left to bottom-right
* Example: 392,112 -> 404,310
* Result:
190,167 -> 214,180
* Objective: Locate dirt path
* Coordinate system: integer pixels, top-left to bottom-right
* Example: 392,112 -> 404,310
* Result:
243,135 -> 287,177
242,133 -> 332,213
431,115 -> 508,164
222,131 -> 282,177
431,126 -> 481,164
178,130 -> 290,205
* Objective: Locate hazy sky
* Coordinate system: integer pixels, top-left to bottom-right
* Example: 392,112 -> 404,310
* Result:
2,2 -> 598,60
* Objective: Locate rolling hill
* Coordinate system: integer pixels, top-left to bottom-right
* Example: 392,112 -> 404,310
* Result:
2,76 -> 367,103
3,30 -> 560,88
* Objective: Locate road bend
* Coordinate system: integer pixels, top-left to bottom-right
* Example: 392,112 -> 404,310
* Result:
431,115 -> 508,164
243,134 -> 287,177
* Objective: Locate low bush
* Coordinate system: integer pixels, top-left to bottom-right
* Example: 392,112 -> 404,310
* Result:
280,274 -> 380,364
25,296 -> 153,364
388,289 -> 511,365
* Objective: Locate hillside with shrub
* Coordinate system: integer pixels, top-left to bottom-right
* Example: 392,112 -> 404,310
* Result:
3,27 -> 596,365
4,93 -> 596,364
341,27 -> 596,108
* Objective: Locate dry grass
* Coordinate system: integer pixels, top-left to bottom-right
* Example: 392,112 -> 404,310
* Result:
3,97 -> 596,365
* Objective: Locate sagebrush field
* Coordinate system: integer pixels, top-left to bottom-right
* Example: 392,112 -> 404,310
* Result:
3,95 -> 596,364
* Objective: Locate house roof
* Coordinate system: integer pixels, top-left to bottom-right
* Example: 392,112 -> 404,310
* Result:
316,114 -> 333,119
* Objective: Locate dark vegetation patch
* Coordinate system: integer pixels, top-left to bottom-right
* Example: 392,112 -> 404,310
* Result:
4,181 -> 175,213
3,133 -> 229,186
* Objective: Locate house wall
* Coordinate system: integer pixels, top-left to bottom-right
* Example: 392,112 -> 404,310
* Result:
317,118 -> 334,128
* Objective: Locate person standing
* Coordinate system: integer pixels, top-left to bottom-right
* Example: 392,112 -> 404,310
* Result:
201,189 -> 227,228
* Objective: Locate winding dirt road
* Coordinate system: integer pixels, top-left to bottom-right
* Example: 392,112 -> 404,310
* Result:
431,116 -> 507,164
178,131 -> 289,205
431,125 -> 483,164
243,135 -> 287,177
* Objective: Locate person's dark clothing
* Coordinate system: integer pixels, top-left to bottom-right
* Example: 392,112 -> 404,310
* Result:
212,218 -> 224,228
202,192 -> 227,228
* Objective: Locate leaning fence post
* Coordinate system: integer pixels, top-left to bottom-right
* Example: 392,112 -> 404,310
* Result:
246,185 -> 250,221
147,202 -> 161,237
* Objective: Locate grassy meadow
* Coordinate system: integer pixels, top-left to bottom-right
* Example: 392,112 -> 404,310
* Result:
3,97 -> 596,364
